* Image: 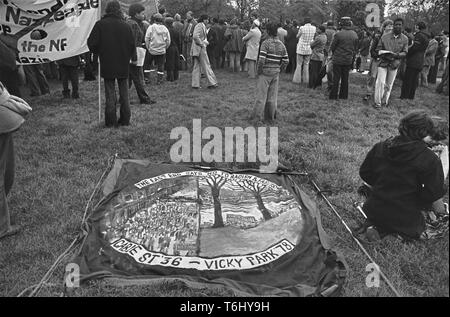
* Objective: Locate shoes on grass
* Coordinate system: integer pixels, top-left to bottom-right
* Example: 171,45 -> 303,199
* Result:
141,99 -> 156,105
0,225 -> 21,240
365,226 -> 381,242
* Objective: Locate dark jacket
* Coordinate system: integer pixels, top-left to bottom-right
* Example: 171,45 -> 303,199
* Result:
168,26 -> 181,52
207,27 -> 217,49
286,25 -> 299,55
87,14 -> 136,79
211,23 -> 226,57
330,28 -> 359,66
0,36 -> 17,71
58,55 -> 81,67
224,24 -> 246,53
406,30 -> 430,70
370,32 -> 382,60
359,36 -> 371,56
360,136 -> 445,238
127,18 -> 144,48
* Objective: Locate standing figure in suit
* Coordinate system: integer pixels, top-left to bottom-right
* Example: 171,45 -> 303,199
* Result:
191,14 -> 218,89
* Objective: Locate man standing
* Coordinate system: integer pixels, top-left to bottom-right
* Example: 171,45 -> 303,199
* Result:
165,17 -> 182,82
88,0 -> 135,127
309,25 -> 327,89
145,13 -> 171,85
127,3 -> 154,104
322,21 -> 337,92
373,18 -> 408,108
211,18 -> 226,69
252,22 -> 289,122
277,22 -> 288,44
293,18 -> 316,84
420,33 -> 438,87
243,20 -> 262,79
191,15 -> 218,89
358,31 -> 371,73
183,11 -> 197,71
23,30 -> 50,97
400,22 -> 430,100
206,19 -> 218,69
364,20 -> 393,102
329,18 -> 359,100
285,20 -> 299,74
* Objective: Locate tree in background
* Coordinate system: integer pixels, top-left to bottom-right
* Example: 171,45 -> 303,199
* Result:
388,0 -> 449,34
258,0 -> 332,25
332,0 -> 386,27
158,0 -> 237,19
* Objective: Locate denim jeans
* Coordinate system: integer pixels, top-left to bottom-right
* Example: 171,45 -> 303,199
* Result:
253,73 -> 280,121
60,65 -> 79,97
330,64 -> 351,99
374,67 -> 398,106
129,65 -> 150,103
104,78 -> 130,127
293,54 -> 311,84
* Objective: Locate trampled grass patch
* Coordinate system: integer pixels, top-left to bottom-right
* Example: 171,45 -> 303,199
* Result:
0,69 -> 448,297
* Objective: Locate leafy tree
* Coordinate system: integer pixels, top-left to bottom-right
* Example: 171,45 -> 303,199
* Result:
388,0 -> 449,34
205,173 -> 228,228
158,0 -> 236,20
232,179 -> 274,221
331,0 -> 386,27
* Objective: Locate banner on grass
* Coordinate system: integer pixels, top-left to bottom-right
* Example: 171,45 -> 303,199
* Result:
73,160 -> 347,297
0,0 -> 99,64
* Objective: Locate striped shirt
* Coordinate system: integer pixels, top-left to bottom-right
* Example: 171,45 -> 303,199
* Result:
258,37 -> 289,76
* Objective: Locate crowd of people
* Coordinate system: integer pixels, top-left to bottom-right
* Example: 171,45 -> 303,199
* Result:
107,201 -> 198,255
0,1 -> 449,244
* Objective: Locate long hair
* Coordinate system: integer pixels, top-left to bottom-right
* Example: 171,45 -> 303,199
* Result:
105,0 -> 123,19
398,110 -> 434,141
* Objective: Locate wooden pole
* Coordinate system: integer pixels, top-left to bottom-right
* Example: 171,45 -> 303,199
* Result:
98,0 -> 101,123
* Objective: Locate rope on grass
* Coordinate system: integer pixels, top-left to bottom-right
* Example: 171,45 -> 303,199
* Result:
288,174 -> 402,297
17,283 -> 59,298
18,154 -> 117,298
82,154 -> 117,224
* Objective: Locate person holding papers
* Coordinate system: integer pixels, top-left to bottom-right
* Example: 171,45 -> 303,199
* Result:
373,18 -> 408,109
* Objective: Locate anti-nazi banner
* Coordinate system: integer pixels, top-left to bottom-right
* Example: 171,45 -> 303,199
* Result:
72,160 -> 347,296
0,0 -> 99,64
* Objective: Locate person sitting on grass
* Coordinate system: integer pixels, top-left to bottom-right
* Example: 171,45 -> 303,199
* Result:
358,110 -> 448,242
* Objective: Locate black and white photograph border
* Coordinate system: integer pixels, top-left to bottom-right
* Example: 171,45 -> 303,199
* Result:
0,0 -> 448,300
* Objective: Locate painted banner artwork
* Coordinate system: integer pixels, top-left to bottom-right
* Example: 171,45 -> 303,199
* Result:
0,0 -> 99,64
73,160 -> 347,296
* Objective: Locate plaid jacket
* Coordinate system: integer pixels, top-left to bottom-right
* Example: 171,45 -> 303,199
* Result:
296,23 -> 316,55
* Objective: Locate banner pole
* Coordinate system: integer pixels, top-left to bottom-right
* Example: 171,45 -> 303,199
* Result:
97,0 -> 102,124
98,60 -> 101,123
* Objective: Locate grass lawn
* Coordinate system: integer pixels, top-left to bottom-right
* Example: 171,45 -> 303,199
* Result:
0,68 -> 448,297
